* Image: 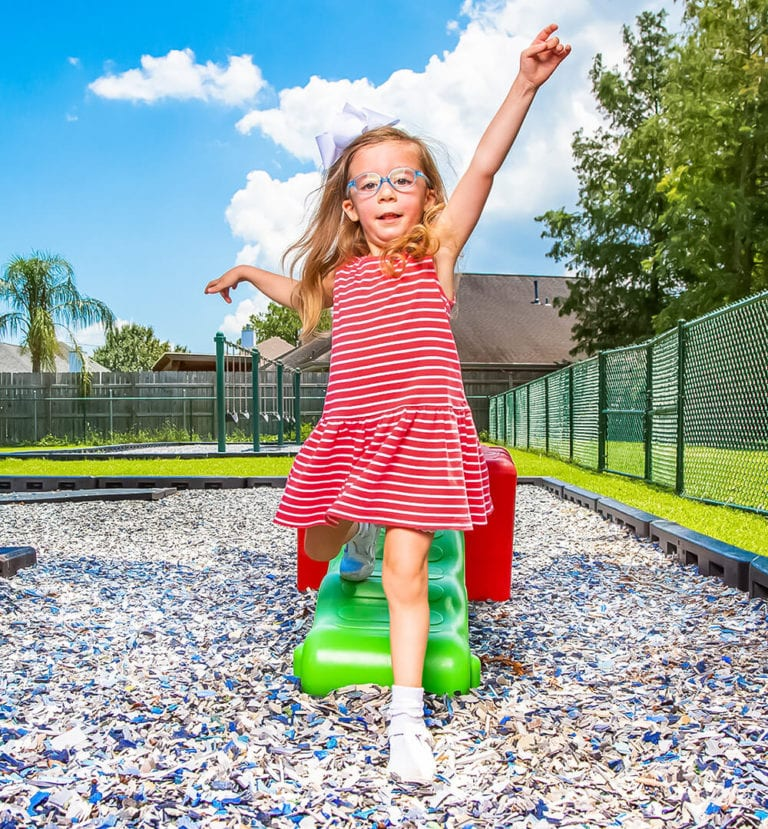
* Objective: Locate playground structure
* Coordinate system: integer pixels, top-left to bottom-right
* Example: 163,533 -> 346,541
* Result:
292,446 -> 517,695
214,332 -> 306,452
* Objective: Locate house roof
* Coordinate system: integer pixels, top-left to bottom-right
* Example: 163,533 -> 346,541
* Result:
453,273 -> 576,366
280,333 -> 332,371
152,336 -> 296,372
0,342 -> 110,373
253,336 -> 295,364
280,273 -> 578,371
155,274 -> 578,374
152,352 -> 219,371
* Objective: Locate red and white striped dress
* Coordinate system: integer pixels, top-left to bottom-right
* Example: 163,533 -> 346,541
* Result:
274,255 -> 492,530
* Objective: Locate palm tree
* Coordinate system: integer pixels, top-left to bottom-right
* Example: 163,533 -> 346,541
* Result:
0,251 -> 115,372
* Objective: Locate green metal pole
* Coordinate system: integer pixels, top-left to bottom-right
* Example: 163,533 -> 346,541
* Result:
294,369 -> 302,444
506,389 -> 512,445
512,388 -> 517,448
644,345 -> 653,483
675,321 -> 686,495
568,366 -> 574,462
251,348 -> 260,452
215,332 -> 226,454
597,353 -> 607,472
277,361 -> 284,447
526,387 -> 531,450
544,377 -> 550,455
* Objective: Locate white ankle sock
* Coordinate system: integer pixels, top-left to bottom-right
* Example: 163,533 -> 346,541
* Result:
387,686 -> 435,784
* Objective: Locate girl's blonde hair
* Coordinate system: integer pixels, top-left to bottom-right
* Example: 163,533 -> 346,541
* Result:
284,126 -> 447,341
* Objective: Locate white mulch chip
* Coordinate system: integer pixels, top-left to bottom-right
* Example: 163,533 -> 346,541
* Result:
0,487 -> 766,828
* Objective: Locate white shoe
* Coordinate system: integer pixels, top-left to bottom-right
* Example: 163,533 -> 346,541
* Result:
339,522 -> 379,582
387,715 -> 436,784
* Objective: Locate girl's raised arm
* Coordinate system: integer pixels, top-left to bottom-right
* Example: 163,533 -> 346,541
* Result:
435,24 -> 570,264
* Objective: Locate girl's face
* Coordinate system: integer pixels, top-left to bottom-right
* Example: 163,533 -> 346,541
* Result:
342,141 -> 435,255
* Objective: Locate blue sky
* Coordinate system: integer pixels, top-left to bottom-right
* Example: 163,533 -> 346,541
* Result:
1,0 -> 680,354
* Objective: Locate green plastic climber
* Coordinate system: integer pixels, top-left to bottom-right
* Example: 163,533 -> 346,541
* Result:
293,528 -> 481,696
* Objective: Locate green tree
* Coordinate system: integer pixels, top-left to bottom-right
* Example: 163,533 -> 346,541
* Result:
652,0 -> 768,330
248,302 -> 331,346
0,251 -> 115,372
93,322 -> 188,371
536,12 -> 676,355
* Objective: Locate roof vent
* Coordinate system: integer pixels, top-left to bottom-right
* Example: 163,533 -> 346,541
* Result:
532,279 -> 540,304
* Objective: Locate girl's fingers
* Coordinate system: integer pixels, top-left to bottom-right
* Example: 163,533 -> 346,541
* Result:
533,23 -> 558,42
525,36 -> 570,59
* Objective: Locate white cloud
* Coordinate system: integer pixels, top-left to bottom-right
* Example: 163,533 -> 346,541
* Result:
89,48 -> 265,105
226,169 -> 320,272
220,296 -> 270,341
72,319 -> 128,353
224,0 -> 680,277
220,171 -> 315,335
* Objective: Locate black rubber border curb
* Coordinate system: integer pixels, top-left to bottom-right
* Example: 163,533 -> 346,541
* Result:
518,476 -> 767,600
0,487 -> 177,505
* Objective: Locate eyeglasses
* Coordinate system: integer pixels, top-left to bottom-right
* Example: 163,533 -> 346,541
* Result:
347,167 -> 428,196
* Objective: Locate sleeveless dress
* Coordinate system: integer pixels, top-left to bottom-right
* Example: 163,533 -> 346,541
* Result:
274,255 -> 492,531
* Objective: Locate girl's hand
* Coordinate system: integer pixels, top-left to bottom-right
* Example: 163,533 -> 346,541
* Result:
520,24 -> 571,89
205,268 -> 242,304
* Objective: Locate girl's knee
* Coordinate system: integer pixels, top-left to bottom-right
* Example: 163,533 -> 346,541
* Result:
303,533 -> 337,562
304,544 -> 336,562
382,530 -> 430,603
304,523 -> 353,561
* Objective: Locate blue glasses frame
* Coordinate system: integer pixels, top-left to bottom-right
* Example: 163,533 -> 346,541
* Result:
347,167 -> 428,196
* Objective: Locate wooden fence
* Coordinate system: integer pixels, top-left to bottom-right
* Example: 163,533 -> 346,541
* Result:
0,370 -> 328,445
0,367 -> 516,444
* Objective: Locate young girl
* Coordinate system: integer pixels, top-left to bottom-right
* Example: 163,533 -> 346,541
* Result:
206,24 -> 570,784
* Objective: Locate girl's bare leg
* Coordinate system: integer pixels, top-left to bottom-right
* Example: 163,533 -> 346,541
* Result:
303,521 -> 357,561
382,527 -> 431,685
382,526 -> 435,783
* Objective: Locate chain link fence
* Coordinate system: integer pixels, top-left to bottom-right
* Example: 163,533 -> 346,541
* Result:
489,291 -> 768,515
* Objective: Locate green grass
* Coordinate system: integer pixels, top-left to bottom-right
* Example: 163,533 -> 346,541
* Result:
0,455 -> 295,478
508,446 -> 768,557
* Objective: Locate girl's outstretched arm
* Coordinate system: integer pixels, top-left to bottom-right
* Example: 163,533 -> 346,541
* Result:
435,24 -> 571,263
204,265 -> 299,309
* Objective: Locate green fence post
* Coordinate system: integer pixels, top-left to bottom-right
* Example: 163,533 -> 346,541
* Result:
568,366 -> 574,462
277,361 -> 284,447
294,369 -> 302,444
251,348 -> 260,452
512,388 -> 517,447
676,320 -> 686,495
597,352 -> 607,472
525,386 -> 530,449
644,344 -> 653,482
489,397 -> 496,441
215,332 -> 226,453
544,377 -> 550,455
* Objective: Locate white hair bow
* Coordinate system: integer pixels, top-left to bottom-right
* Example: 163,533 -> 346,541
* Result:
315,103 -> 399,169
